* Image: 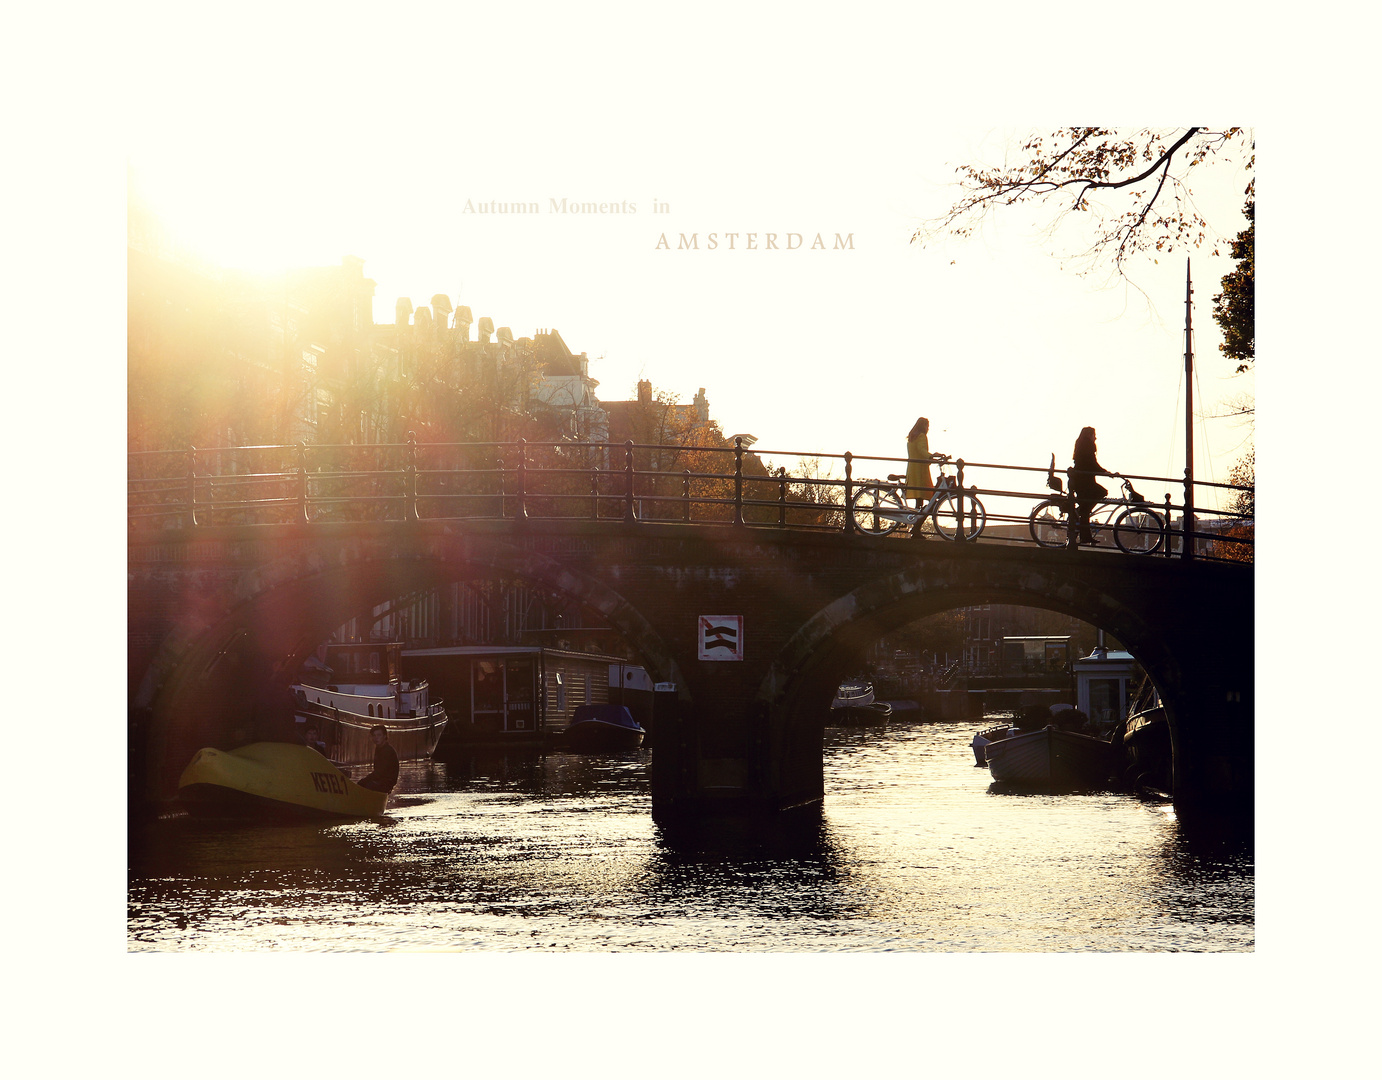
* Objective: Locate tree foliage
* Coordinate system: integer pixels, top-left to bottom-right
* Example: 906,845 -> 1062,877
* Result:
1212,200 -> 1254,371
915,127 -> 1253,277
1228,444 -> 1254,518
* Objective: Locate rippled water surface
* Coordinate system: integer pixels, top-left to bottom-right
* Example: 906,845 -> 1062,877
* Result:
127,720 -> 1253,952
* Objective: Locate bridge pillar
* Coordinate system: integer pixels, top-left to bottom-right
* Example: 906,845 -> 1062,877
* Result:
1167,637 -> 1255,824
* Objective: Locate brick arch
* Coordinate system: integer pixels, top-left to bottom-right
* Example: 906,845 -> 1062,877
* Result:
135,532 -> 684,796
758,560 -> 1183,738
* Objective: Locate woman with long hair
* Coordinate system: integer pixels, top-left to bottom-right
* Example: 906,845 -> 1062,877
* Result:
905,417 -> 933,507
1071,426 -> 1116,544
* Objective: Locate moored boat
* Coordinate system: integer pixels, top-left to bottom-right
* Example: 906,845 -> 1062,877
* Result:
972,719 -> 1019,765
831,679 -> 875,710
830,679 -> 882,724
562,704 -> 645,752
984,725 -> 1116,789
1123,679 -> 1171,795
292,642 -> 447,764
177,742 -> 389,820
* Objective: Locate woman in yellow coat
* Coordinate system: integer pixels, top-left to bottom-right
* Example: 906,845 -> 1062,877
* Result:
905,417 -> 934,507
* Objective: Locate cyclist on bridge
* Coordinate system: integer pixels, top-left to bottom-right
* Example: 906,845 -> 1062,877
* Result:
1071,426 -> 1117,545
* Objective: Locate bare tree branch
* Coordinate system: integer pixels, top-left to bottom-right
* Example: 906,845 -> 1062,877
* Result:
915,127 -> 1251,278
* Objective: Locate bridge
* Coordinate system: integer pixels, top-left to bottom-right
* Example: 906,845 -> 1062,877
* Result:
128,439 -> 1254,820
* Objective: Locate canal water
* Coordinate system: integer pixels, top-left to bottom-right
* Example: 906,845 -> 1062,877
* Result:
127,717 -> 1253,953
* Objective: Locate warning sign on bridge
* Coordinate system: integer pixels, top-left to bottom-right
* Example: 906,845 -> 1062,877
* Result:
698,615 -> 744,661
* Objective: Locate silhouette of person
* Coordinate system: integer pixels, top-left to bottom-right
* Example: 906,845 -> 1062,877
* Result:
1071,426 -> 1116,545
358,725 -> 399,793
301,723 -> 327,756
905,417 -> 935,507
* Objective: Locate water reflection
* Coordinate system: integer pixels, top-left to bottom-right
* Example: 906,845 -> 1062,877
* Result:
129,722 -> 1252,951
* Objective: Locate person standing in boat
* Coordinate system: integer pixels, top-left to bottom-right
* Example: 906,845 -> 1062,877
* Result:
1071,425 -> 1117,546
358,725 -> 399,793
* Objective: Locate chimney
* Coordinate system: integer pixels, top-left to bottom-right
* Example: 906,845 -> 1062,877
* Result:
477,317 -> 494,343
431,294 -> 453,337
637,379 -> 652,405
395,298 -> 413,327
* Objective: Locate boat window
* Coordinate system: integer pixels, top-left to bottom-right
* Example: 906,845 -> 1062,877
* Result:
1087,678 -> 1123,726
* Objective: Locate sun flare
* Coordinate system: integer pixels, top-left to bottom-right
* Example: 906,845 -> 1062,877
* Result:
129,157 -> 351,276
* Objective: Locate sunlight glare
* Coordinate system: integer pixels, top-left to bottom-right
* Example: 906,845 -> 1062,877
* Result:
130,154 -> 362,275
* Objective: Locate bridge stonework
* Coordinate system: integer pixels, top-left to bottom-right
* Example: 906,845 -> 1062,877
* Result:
128,519 -> 1254,820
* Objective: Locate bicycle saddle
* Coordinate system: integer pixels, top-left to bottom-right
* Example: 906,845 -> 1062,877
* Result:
887,473 -> 907,482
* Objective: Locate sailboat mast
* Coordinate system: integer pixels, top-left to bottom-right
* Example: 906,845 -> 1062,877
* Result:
1183,259 -> 1195,559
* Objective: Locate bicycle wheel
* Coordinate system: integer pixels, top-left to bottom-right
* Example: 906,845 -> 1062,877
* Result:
1113,508 -> 1165,554
851,485 -> 904,536
1029,499 -> 1072,548
932,493 -> 986,540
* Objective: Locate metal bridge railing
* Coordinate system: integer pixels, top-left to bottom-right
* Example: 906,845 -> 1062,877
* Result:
127,438 -> 1253,563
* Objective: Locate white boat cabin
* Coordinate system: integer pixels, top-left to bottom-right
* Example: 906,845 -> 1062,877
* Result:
1071,646 -> 1137,729
295,642 -> 433,720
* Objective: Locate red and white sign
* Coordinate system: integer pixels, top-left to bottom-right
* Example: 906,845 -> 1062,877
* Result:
698,615 -> 744,661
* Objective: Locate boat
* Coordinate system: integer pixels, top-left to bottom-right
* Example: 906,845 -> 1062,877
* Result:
562,703 -> 646,752
292,642 -> 447,764
177,742 -> 389,820
1122,678 -> 1171,795
984,720 -> 1116,788
831,679 -> 875,710
972,719 -> 1019,765
830,679 -> 884,723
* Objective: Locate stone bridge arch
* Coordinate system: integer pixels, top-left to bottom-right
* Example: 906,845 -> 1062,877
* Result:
129,520 -> 1251,818
754,561 -> 1190,812
133,528 -> 685,797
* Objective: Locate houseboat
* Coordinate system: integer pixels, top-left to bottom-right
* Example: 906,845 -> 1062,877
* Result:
976,642 -> 1138,789
401,645 -> 656,751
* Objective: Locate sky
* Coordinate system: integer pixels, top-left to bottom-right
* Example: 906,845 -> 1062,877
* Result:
13,2 -> 1376,1067
121,12 -> 1258,514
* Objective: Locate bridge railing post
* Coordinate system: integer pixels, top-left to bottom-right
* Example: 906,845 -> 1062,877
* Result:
624,441 -> 637,523
732,437 -> 745,527
1164,493 -> 1175,557
843,452 -> 854,534
683,470 -> 691,522
1065,467 -> 1077,549
955,459 -> 967,541
404,432 -> 419,522
185,445 -> 198,528
515,438 -> 528,520
1181,469 -> 1195,561
590,465 -> 600,520
297,442 -> 310,524
778,468 -> 787,526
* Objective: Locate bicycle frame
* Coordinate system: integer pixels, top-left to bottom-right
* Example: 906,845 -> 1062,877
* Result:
874,472 -> 958,527
1029,477 -> 1166,553
850,463 -> 987,540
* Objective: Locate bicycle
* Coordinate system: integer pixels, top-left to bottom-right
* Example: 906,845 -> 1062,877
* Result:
1028,458 -> 1166,554
850,455 -> 987,540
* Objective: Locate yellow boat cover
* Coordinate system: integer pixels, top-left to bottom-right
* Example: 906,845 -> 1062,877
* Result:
178,742 -> 388,818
